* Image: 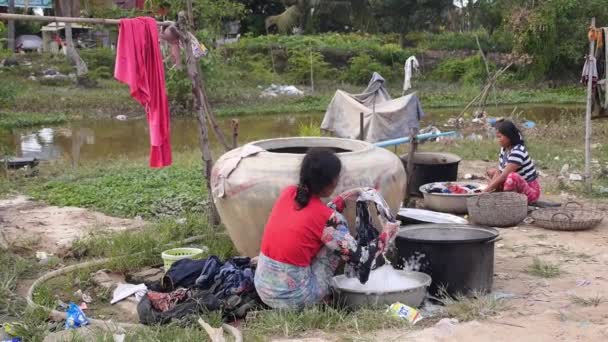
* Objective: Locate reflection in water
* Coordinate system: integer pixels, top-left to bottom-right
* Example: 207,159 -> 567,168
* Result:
4,104 -> 584,163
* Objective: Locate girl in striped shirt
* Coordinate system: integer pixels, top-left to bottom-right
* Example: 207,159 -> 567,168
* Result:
484,120 -> 541,203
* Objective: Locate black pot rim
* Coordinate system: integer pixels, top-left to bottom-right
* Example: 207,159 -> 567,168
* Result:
396,224 -> 499,244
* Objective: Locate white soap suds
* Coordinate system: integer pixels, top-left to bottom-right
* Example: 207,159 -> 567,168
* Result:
335,265 -> 423,293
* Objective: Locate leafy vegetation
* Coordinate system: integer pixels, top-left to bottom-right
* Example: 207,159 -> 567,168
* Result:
28,154 -> 206,219
432,56 -> 492,85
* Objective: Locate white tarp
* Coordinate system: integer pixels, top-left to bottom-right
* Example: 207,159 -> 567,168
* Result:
321,73 -> 425,143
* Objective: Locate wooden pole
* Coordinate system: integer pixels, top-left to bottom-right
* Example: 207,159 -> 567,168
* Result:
0,13 -> 172,26
359,112 -> 364,140
7,0 -> 15,51
584,18 -> 596,192
231,119 -> 239,149
178,9 -> 220,225
403,128 -> 419,206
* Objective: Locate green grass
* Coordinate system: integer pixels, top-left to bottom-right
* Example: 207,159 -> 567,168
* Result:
70,213 -> 236,271
298,119 -> 322,136
244,305 -> 410,340
439,290 -> 507,322
0,112 -> 68,129
26,152 -> 206,219
526,258 -> 561,278
0,249 -> 38,321
570,294 -> 604,307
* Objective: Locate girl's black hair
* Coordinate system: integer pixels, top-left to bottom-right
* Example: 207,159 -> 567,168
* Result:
295,147 -> 342,209
496,119 -> 525,146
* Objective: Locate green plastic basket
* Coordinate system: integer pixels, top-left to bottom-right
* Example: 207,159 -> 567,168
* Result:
161,247 -> 205,271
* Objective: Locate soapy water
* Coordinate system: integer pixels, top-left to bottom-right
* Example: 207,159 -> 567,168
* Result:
335,265 -> 424,293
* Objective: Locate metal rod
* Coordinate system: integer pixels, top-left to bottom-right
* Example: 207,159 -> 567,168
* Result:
0,13 -> 172,26
584,17 -> 596,192
374,131 -> 456,148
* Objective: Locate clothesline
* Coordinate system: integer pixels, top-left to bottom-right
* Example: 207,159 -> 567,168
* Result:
0,13 -> 172,26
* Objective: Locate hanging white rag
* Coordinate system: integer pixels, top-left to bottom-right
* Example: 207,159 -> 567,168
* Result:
403,56 -> 419,93
111,283 -> 148,304
581,55 -> 598,85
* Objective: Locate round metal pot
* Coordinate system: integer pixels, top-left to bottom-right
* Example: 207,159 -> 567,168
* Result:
392,224 -> 500,296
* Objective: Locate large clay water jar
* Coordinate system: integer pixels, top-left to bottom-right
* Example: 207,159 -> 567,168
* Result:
211,137 -> 406,257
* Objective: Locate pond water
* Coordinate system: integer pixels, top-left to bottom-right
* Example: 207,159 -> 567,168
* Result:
2,104 -> 583,163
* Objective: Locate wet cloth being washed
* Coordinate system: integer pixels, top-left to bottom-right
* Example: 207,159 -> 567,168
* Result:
115,17 -> 172,168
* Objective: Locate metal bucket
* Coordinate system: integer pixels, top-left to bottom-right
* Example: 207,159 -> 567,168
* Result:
401,152 -> 461,196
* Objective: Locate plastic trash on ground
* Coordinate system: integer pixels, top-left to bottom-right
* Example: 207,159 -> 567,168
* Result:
65,303 -> 89,329
387,302 -> 423,324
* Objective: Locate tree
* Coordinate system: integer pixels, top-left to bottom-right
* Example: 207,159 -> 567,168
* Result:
506,0 -> 608,78
368,0 -> 453,42
237,0 -> 284,35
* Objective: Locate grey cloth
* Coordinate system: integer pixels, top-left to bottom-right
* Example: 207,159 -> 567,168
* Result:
321,72 -> 425,143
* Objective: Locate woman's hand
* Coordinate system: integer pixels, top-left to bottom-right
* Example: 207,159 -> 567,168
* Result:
340,187 -> 373,201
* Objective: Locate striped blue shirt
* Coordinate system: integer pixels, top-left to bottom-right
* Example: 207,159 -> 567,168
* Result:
499,144 -> 538,182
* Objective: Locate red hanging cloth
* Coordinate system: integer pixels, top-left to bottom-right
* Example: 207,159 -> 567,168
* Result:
114,17 -> 172,168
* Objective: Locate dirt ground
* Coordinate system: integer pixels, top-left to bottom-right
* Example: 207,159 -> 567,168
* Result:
0,195 -> 144,255
2,163 -> 607,341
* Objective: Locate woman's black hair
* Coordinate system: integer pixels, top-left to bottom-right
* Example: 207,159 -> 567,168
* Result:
295,147 -> 342,209
496,119 -> 525,146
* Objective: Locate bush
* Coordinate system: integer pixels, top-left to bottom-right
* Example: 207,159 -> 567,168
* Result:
80,48 -> 115,72
405,30 -> 513,53
343,54 -> 392,84
165,68 -> 192,114
89,66 -> 112,80
432,56 -> 491,85
286,50 -> 335,85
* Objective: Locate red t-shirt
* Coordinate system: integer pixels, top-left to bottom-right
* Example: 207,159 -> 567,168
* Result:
260,186 -> 335,267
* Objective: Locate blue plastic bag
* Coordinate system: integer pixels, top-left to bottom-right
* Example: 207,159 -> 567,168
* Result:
65,303 -> 89,329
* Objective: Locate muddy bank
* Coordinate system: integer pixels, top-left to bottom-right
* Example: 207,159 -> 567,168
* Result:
0,196 -> 144,255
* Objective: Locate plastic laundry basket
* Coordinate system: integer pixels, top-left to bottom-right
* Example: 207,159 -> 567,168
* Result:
161,247 -> 205,271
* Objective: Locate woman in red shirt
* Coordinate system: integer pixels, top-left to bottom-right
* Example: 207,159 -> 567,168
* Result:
254,147 -> 398,309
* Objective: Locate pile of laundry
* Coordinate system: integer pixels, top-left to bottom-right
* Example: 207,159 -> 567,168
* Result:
426,183 -> 483,194
111,255 -> 261,325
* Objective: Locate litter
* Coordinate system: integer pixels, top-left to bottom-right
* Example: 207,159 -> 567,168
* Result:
576,279 -> 592,287
81,293 -> 93,304
260,84 -> 304,98
387,302 -> 423,324
111,283 -> 148,304
65,302 -> 89,329
35,251 -> 50,261
569,173 -> 583,181
79,303 -> 88,310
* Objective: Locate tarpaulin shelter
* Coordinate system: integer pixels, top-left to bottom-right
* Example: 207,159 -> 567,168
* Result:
320,73 -> 425,143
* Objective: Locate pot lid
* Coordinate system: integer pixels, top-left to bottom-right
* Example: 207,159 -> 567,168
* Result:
397,208 -> 468,224
397,224 -> 499,244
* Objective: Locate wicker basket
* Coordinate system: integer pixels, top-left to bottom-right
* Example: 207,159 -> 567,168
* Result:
530,202 -> 604,231
467,192 -> 528,227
